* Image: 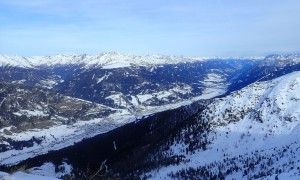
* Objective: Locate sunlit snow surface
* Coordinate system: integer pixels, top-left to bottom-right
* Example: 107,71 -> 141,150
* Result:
149,71 -> 300,179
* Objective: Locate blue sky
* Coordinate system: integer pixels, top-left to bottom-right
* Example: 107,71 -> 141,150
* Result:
0,0 -> 299,56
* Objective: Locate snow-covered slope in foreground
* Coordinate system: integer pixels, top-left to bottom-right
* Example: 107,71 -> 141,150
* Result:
150,71 -> 300,179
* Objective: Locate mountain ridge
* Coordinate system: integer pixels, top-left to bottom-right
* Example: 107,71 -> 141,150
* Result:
0,52 -> 267,69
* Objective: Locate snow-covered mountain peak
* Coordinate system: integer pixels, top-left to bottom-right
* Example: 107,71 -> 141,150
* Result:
0,54 -> 34,68
26,54 -> 86,67
82,52 -> 208,69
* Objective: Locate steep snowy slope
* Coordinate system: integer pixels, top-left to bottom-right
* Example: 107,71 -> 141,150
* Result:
147,71 -> 300,179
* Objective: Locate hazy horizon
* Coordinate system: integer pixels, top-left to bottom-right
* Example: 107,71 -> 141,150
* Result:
0,0 -> 299,57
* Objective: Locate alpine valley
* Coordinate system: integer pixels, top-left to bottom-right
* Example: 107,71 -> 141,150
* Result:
0,52 -> 300,179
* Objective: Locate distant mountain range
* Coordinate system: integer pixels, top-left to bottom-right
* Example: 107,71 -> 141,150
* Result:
0,52 -> 266,68
0,53 -> 300,179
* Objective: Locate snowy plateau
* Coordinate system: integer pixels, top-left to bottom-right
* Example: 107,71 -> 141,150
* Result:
0,53 -> 300,179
